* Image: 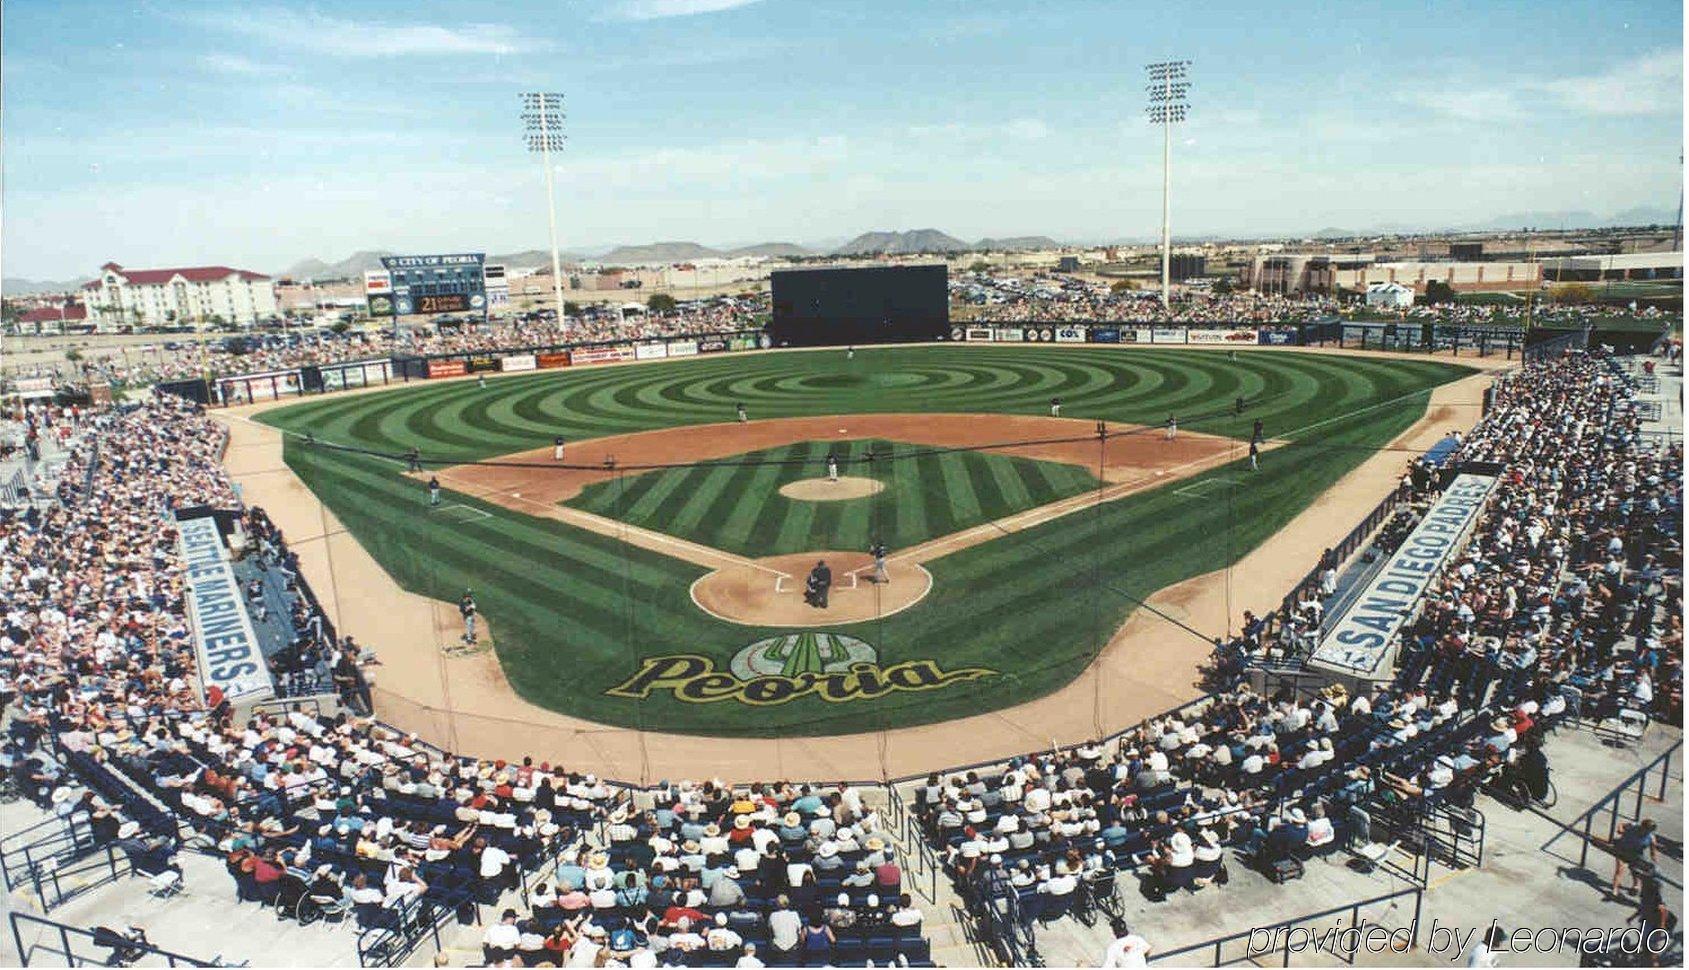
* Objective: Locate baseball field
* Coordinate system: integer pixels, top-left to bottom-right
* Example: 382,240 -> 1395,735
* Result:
256,344 -> 1473,737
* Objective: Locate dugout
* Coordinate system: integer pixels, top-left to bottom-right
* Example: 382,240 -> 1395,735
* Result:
770,265 -> 949,347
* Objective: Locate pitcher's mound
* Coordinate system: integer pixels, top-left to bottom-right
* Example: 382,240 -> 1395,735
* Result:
691,551 -> 931,627
779,476 -> 884,501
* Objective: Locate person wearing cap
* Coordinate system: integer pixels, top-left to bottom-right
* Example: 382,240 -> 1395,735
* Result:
1100,919 -> 1153,967
842,859 -> 874,889
482,909 -> 521,964
735,941 -> 765,968
708,865 -> 746,908
824,892 -> 857,930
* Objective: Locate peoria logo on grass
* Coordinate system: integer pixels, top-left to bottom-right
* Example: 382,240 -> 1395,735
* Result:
605,632 -> 994,707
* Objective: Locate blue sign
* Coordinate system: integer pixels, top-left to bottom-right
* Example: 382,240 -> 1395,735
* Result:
1090,327 -> 1121,343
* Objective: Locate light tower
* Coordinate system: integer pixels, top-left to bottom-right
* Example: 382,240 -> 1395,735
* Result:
1146,60 -> 1190,313
520,92 -> 568,327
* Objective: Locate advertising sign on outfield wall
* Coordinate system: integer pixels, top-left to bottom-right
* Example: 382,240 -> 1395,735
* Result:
177,514 -> 274,706
635,342 -> 668,360
1259,330 -> 1299,346
1025,327 -> 1056,342
728,336 -> 760,351
994,328 -> 1024,342
949,327 -> 965,341
965,328 -> 994,342
1055,327 -> 1087,343
536,352 -> 572,369
427,360 -> 468,379
1187,328 -> 1257,345
698,339 -> 729,354
574,345 -> 637,365
1090,327 -> 1121,343
666,341 -> 700,357
1134,328 -> 1155,344
320,359 -> 391,391
500,353 -> 537,372
1151,328 -> 1187,344
467,355 -> 500,373
1310,472 -> 1499,679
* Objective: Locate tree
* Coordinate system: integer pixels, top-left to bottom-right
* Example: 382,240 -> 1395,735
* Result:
329,320 -> 351,335
1110,279 -> 1138,293
968,261 -> 990,273
1551,282 -> 1596,305
1424,280 -> 1457,305
563,301 -> 581,317
647,293 -> 678,313
1213,277 -> 1235,295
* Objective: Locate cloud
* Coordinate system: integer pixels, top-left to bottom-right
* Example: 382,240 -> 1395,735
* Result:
1398,49 -> 1682,122
609,0 -> 764,20
1530,49 -> 1682,116
199,53 -> 265,75
198,8 -> 535,57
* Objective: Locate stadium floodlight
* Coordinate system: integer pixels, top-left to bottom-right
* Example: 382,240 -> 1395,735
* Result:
1145,60 -> 1191,313
520,92 -> 568,328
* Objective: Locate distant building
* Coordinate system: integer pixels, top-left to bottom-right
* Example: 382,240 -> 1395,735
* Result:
1056,256 -> 1080,272
1539,252 -> 1683,282
83,262 -> 277,328
1364,282 -> 1415,309
13,302 -> 89,334
1241,254 -> 1541,295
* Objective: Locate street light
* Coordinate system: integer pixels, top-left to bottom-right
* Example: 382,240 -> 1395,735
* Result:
1146,60 -> 1190,313
520,92 -> 568,328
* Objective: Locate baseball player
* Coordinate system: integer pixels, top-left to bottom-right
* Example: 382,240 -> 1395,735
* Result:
1252,418 -> 1264,444
458,590 -> 478,643
1249,439 -> 1260,471
477,375 -> 487,390
1165,414 -> 1177,441
553,435 -> 566,462
1235,394 -> 1246,415
428,476 -> 442,507
736,402 -> 748,424
1050,397 -> 1062,418
870,540 -> 888,585
847,346 -> 856,360
826,452 -> 840,482
406,446 -> 423,473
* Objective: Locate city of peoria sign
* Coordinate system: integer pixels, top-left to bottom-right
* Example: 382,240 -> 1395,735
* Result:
606,633 -> 994,707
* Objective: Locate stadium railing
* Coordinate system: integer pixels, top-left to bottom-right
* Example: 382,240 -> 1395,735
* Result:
1557,739 -> 1681,881
0,812 -> 105,906
8,910 -> 240,967
355,886 -> 476,968
1144,885 -> 1425,966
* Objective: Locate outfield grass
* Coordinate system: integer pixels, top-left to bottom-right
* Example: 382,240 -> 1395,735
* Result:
568,437 -> 1103,557
261,345 -> 1472,735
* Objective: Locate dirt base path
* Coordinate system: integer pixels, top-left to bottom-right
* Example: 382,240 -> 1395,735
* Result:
215,367 -> 1494,784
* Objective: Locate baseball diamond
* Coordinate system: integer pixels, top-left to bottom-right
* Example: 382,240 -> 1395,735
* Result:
256,344 -> 1472,736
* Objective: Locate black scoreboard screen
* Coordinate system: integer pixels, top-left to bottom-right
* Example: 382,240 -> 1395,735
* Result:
770,265 -> 949,347
414,293 -> 471,314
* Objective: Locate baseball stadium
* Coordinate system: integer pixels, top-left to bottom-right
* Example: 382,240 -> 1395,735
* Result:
2,2 -> 1685,967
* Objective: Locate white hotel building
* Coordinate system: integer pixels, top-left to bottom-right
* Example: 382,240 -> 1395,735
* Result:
83,262 -> 279,329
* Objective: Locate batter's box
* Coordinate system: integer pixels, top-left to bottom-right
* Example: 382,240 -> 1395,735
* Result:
1173,476 -> 1243,499
435,503 -> 492,522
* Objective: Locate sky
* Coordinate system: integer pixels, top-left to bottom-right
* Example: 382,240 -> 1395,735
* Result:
2,0 -> 1683,279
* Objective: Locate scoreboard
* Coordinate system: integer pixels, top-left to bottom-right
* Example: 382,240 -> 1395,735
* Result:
368,253 -> 487,318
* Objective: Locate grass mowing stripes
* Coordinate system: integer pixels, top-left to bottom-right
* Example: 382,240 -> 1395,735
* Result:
260,345 -> 1473,735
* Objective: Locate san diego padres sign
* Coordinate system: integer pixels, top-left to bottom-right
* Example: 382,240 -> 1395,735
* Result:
606,632 -> 994,707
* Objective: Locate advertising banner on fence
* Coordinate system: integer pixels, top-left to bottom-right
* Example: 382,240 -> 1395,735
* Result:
467,355 -> 500,373
698,339 -> 729,354
320,359 -> 390,391
964,327 -> 994,342
500,353 -> 537,372
1259,329 -> 1299,346
537,352 -> 572,369
1055,327 -> 1087,343
177,514 -> 273,706
1134,328 -> 1155,344
573,345 -> 636,365
1188,328 -> 1260,345
427,359 -> 468,379
1151,328 -> 1187,344
1310,472 -> 1499,679
1023,327 -> 1056,342
994,328 -> 1025,342
1090,327 -> 1121,343
635,342 -> 668,360
727,336 -> 758,351
221,369 -> 302,402
666,341 -> 700,357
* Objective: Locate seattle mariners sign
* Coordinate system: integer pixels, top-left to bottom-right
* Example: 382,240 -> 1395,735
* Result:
607,632 -> 994,706
1310,473 -> 1499,678
177,514 -> 275,705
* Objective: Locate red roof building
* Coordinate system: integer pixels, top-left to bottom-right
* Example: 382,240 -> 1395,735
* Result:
83,261 -> 278,329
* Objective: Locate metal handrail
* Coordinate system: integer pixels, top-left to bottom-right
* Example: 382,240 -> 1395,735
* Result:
1147,885 -> 1425,966
9,910 -> 239,967
1565,740 -> 1682,874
